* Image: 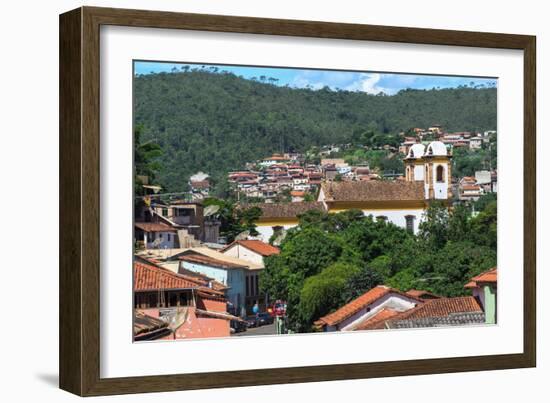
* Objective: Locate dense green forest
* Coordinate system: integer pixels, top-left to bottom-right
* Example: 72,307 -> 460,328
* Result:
261,196 -> 497,333
134,69 -> 497,192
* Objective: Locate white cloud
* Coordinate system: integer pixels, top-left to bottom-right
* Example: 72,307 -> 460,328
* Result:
345,73 -> 393,95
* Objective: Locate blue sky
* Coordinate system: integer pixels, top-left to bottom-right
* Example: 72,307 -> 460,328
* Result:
134,61 -> 497,95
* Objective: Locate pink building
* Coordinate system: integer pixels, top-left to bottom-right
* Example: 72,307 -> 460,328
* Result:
133,257 -> 237,341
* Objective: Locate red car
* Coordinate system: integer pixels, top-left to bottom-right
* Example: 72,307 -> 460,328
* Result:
267,300 -> 287,317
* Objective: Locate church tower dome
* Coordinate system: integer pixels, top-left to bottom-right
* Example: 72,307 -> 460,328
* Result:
425,141 -> 448,157
423,141 -> 452,200
404,143 -> 426,182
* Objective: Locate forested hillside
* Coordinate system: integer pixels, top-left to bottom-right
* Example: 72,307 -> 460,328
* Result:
134,69 -> 497,192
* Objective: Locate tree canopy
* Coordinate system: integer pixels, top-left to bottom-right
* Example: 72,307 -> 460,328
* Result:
260,201 -> 497,332
134,69 -> 497,191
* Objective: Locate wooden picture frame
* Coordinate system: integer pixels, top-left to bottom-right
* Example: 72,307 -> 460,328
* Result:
59,6 -> 536,396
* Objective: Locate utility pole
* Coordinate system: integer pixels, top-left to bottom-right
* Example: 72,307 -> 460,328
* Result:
276,316 -> 285,335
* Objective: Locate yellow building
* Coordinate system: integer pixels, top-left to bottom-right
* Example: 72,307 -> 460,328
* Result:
318,141 -> 452,233
244,202 -> 325,243
246,141 -> 452,237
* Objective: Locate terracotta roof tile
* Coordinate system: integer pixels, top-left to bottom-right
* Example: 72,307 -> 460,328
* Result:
221,240 -> 280,257
190,180 -> 210,189
241,202 -> 325,219
134,260 -> 204,291
315,286 -> 423,327
179,254 -> 247,270
353,308 -> 400,331
135,222 -> 177,233
321,181 -> 425,202
462,185 -> 481,190
471,268 -> 497,284
134,311 -> 168,336
388,296 -> 482,323
406,289 -> 441,300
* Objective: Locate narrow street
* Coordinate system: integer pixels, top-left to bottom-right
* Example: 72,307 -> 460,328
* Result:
233,322 -> 277,337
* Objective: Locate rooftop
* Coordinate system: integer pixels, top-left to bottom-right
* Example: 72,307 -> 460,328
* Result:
465,267 -> 497,288
221,240 -> 280,257
134,311 -> 169,337
173,247 -> 264,270
406,289 -> 441,300
321,181 -> 425,202
387,296 -> 483,323
315,286 -> 422,327
353,308 -> 400,331
134,222 -> 177,233
134,259 -> 206,292
241,202 -> 325,220
179,254 -> 248,270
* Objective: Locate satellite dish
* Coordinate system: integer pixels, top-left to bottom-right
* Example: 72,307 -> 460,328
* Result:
203,205 -> 220,217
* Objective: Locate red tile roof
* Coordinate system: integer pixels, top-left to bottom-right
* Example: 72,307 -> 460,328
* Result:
465,268 -> 497,288
190,180 -> 210,189
134,260 -> 204,291
134,311 -> 169,336
221,240 -> 280,257
321,181 -> 425,202
241,202 -> 325,219
179,254 -> 247,270
462,185 -> 481,191
470,268 -> 497,284
353,308 -> 400,331
229,173 -> 257,178
388,296 -> 482,322
135,222 -> 177,233
315,286 -> 423,327
406,289 -> 441,300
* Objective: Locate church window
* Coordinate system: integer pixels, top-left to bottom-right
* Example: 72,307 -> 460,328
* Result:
436,165 -> 444,182
405,215 -> 415,233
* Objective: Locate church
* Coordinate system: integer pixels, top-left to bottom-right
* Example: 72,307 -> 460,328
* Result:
247,141 -> 452,240
318,141 -> 452,233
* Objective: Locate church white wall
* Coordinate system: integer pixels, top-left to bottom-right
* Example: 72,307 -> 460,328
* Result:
362,208 -> 425,234
256,223 -> 297,243
432,163 -> 449,199
413,165 -> 425,181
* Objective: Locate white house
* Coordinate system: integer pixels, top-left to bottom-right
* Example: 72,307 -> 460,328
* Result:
170,247 -> 263,315
314,286 -> 423,332
469,136 -> 483,150
221,239 -> 280,266
134,222 -> 178,249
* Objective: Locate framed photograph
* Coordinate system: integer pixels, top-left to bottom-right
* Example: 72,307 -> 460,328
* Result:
59,6 -> 536,396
